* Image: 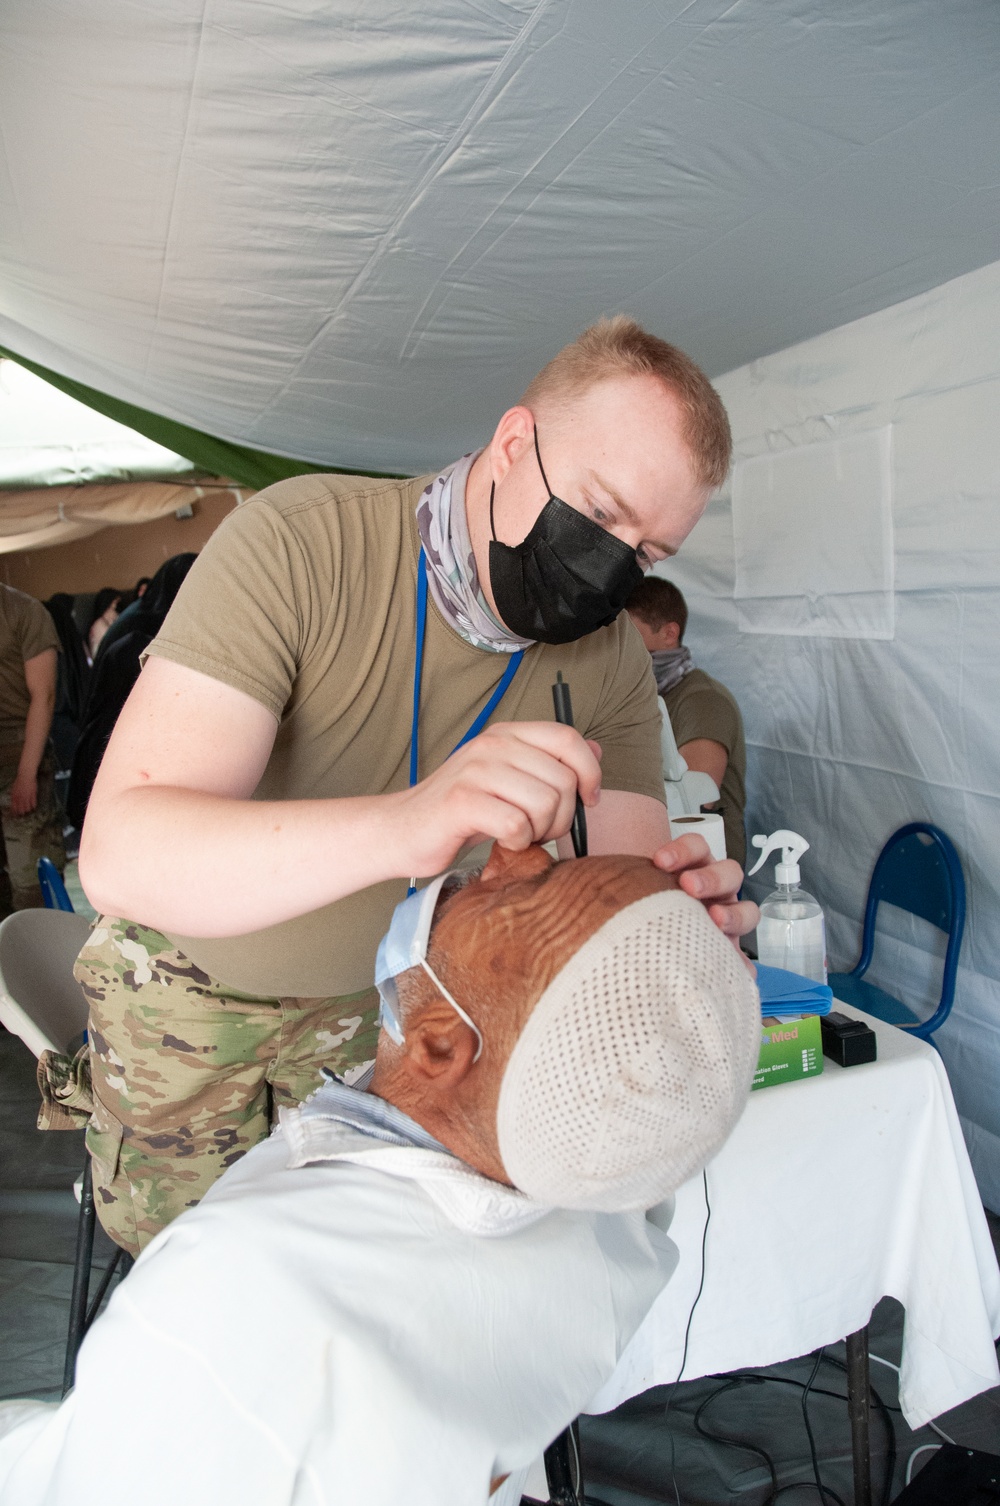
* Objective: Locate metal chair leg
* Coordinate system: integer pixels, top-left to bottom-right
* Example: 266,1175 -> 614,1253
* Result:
84,1246 -> 133,1326
63,1153 -> 96,1396
544,1422 -> 583,1505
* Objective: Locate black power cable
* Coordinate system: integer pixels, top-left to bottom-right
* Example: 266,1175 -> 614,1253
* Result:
663,1170 -> 712,1506
654,1349 -> 896,1506
685,1368 -> 844,1506
799,1349 -> 847,1506
693,1376 -> 779,1498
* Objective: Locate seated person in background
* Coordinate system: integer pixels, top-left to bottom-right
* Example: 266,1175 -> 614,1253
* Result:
66,555 -> 196,832
627,577 -> 747,868
41,592 -> 91,776
84,587 -> 123,662
0,584 -> 65,913
0,841 -> 758,1506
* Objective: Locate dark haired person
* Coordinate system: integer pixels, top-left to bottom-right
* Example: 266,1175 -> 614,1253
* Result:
66,555 -> 197,831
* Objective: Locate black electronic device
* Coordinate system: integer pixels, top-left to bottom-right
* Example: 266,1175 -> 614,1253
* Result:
891,1443 -> 1000,1504
821,1009 -> 877,1066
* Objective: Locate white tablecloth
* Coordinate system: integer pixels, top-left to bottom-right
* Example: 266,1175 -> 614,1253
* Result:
588,1007 -> 1000,1429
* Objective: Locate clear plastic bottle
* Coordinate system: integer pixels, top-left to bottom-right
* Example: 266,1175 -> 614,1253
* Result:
749,829 -> 827,984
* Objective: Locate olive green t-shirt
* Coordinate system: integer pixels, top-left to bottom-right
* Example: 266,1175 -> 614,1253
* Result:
0,585 -> 59,748
662,668 -> 747,869
147,471 -> 665,997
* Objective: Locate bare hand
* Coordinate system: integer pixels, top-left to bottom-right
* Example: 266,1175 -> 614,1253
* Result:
394,721 -> 602,879
8,771 -> 38,817
652,832 -> 759,950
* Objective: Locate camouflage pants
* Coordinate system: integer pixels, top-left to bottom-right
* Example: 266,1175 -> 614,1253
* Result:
0,752 -> 66,912
74,917 -> 381,1257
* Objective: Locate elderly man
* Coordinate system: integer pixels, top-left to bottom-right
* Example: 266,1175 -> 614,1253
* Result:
75,315 -> 757,1257
0,844 -> 758,1506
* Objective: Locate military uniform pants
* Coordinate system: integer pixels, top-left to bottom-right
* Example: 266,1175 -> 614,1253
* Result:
74,917 -> 381,1257
0,752 -> 66,912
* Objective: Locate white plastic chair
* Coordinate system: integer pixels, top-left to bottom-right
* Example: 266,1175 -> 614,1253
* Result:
0,909 -> 92,1058
0,908 -> 129,1393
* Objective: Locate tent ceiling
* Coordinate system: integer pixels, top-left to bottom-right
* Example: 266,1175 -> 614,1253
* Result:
1,0 -> 998,474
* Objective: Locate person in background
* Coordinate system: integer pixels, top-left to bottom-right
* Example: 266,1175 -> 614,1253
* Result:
42,592 -> 92,777
67,555 -> 197,833
99,574 -> 153,643
627,576 -> 747,868
85,588 -> 123,662
0,584 -> 65,912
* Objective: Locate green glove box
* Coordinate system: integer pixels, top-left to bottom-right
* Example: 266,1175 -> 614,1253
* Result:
753,1014 -> 824,1091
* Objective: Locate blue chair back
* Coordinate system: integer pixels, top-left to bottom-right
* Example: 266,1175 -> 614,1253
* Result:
854,823 -> 965,1039
38,856 -> 75,913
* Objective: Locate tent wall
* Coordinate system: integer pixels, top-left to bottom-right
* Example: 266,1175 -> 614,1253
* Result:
666,257 -> 1000,1208
0,490 -> 237,599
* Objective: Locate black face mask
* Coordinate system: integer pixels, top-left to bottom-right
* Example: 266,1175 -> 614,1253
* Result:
488,429 -> 644,645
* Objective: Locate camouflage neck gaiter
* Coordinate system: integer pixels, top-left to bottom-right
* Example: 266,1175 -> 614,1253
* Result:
415,451 -> 532,655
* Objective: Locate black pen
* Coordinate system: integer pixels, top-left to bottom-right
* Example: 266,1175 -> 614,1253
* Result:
551,671 -> 588,859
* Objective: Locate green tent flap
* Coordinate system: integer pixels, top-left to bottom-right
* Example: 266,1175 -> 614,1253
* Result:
0,347 -> 405,491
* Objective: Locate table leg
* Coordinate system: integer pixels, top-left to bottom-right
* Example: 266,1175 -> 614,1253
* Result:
845,1326 -> 872,1506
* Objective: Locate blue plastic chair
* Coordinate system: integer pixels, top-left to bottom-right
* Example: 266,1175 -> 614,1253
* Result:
38,856 -> 75,912
828,823 -> 965,1043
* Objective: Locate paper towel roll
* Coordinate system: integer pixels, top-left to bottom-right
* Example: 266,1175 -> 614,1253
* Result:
669,812 -> 727,861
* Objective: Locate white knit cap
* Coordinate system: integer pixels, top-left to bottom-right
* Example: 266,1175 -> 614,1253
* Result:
496,889 -> 760,1212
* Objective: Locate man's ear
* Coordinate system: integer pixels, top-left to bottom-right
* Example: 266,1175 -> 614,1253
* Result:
488,405 -> 536,486
403,1006 -> 479,1088
480,840 -> 553,888
659,620 -> 682,650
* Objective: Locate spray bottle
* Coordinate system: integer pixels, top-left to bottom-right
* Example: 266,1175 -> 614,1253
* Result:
748,829 -> 827,983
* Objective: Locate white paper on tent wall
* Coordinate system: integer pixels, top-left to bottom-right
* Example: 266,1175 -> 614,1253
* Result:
731,427 -> 895,639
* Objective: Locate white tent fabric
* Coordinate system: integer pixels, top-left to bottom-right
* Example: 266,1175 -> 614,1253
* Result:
0,481 -> 245,555
0,360 -> 193,490
1,2 -> 999,472
665,258 -> 1000,1209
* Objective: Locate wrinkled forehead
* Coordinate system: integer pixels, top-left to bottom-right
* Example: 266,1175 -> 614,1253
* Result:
431,851 -> 676,981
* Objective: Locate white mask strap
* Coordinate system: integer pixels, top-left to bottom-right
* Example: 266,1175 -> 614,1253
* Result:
420,957 -> 484,1062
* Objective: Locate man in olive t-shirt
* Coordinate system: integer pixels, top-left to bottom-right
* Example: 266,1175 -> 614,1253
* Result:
0,585 -> 64,912
628,577 -> 747,868
76,318 -> 759,1255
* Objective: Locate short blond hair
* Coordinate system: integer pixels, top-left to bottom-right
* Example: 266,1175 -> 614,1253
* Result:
520,316 -> 731,489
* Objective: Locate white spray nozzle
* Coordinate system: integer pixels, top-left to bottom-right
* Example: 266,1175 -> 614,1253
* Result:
748,829 -> 809,885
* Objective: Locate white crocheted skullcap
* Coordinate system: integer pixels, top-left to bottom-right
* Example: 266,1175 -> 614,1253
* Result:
496,888 -> 759,1211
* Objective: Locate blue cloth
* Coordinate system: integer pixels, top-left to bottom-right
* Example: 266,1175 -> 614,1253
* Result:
755,963 -> 833,1016
313,1066 -> 446,1153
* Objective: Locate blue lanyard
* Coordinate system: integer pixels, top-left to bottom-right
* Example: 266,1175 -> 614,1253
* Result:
408,549 -> 524,889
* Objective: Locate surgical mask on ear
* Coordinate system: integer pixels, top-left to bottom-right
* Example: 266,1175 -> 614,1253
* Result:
374,874 -> 484,1061
488,429 -> 644,645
